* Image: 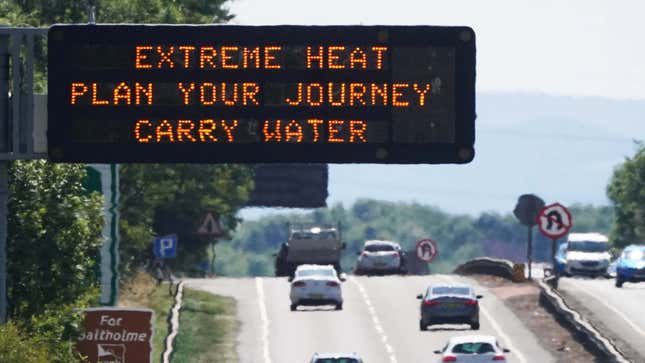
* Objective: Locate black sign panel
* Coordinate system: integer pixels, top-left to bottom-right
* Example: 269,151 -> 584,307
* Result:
247,164 -> 328,208
47,25 -> 476,163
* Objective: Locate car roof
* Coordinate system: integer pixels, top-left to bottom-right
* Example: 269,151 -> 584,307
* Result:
567,233 -> 609,242
624,244 -> 645,251
312,352 -> 361,359
364,240 -> 400,247
295,264 -> 335,271
448,335 -> 498,345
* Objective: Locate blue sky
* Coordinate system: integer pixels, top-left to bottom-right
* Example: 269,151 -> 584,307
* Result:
229,0 -> 645,219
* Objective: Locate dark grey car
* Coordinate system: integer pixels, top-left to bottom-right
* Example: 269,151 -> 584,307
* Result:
416,285 -> 482,331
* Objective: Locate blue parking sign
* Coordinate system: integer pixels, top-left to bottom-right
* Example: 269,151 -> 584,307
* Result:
153,234 -> 178,258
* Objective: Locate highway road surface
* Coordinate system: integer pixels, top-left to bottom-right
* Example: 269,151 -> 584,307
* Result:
559,277 -> 645,360
185,275 -> 553,363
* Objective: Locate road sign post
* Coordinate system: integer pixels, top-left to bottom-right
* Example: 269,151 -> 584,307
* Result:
513,194 -> 545,279
416,238 -> 438,263
537,203 -> 573,282
197,212 -> 224,276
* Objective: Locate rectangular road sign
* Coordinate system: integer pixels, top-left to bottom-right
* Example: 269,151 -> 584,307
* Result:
76,308 -> 154,363
47,25 -> 476,164
153,234 -> 178,258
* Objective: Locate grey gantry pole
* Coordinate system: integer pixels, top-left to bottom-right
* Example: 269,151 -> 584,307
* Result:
0,28 -> 10,324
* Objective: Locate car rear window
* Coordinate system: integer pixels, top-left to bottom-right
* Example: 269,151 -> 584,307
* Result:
452,342 -> 495,354
297,269 -> 335,277
568,241 -> 609,252
314,359 -> 359,363
432,287 -> 470,295
364,244 -> 395,252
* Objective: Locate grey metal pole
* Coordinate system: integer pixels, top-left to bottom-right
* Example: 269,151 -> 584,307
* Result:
0,30 -> 10,324
527,226 -> 533,279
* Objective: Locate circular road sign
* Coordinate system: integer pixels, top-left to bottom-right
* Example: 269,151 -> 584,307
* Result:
416,238 -> 438,263
537,203 -> 573,239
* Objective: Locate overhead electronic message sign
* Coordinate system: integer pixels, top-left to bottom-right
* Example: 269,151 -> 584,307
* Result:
47,25 -> 476,163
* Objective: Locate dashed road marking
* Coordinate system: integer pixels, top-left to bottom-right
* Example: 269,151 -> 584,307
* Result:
442,275 -> 528,363
350,277 -> 398,363
255,278 -> 272,363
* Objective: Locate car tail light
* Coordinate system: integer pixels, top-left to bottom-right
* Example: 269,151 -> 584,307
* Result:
292,281 -> 306,287
464,300 -> 478,306
424,300 -> 440,306
492,355 -> 506,361
326,281 -> 339,287
442,356 -> 457,362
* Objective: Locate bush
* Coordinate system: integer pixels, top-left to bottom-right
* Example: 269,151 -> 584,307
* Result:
0,322 -> 58,363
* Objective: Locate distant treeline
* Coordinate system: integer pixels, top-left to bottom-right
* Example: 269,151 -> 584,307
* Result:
214,200 -> 614,276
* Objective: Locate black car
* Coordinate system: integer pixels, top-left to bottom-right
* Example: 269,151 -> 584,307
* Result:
417,285 -> 482,330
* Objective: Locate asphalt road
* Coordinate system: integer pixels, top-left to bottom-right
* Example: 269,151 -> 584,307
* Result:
558,277 -> 645,360
185,275 -> 553,363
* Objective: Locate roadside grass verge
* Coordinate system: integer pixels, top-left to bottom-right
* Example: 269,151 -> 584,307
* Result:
119,271 -> 174,361
171,289 -> 238,363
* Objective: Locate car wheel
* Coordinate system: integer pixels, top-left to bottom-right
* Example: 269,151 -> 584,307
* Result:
335,303 -> 343,310
290,304 -> 298,311
470,322 -> 480,330
615,278 -> 624,288
419,320 -> 427,331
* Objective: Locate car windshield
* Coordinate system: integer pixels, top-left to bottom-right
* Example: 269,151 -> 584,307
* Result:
432,287 -> 470,295
313,359 -> 359,363
297,269 -> 335,277
452,343 -> 496,354
624,249 -> 645,260
364,244 -> 395,252
568,241 -> 609,253
292,231 -> 337,240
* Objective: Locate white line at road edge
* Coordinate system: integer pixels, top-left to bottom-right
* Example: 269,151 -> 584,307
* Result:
256,278 -> 272,363
350,277 -> 398,363
443,276 -> 528,363
566,280 -> 645,338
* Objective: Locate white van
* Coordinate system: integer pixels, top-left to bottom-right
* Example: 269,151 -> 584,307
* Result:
564,232 -> 611,277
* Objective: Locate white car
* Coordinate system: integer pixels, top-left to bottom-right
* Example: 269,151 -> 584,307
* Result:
434,335 -> 510,362
564,232 -> 611,277
309,352 -> 363,363
355,240 -> 406,275
290,264 -> 344,311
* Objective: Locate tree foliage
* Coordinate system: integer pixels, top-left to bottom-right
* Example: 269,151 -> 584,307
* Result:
607,144 -> 645,248
3,0 -> 234,25
7,161 -> 103,362
8,161 -> 103,319
119,164 -> 254,276
223,199 -> 615,276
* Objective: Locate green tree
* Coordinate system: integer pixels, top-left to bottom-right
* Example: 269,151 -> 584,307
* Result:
119,164 -> 254,276
3,0 -> 234,25
607,144 -> 645,248
7,161 -> 103,361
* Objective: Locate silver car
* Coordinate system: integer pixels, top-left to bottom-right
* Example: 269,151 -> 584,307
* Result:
417,285 -> 482,330
355,240 -> 406,275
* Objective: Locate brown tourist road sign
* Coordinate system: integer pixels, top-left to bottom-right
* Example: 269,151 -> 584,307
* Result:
76,308 -> 154,363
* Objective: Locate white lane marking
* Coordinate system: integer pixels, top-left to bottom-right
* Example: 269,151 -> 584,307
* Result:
565,280 -> 645,338
442,275 -> 528,363
255,278 -> 272,363
350,277 -> 398,363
